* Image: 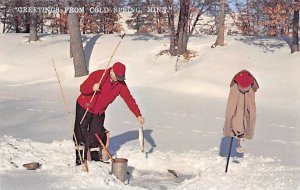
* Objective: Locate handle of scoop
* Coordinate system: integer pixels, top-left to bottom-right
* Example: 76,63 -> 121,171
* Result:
95,133 -> 114,163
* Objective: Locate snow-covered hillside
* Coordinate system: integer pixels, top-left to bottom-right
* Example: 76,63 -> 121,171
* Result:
0,33 -> 299,189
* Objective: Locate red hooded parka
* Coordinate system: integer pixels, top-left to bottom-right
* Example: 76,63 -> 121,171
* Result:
77,68 -> 142,117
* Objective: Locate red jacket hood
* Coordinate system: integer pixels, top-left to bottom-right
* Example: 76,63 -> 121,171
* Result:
230,70 -> 259,93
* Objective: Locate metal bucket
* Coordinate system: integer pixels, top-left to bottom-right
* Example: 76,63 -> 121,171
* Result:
111,158 -> 128,183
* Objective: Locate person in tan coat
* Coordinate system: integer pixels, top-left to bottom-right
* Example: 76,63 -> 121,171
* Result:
223,70 -> 259,152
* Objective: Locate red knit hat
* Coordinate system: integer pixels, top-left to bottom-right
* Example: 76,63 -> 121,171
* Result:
234,71 -> 254,88
112,62 -> 126,81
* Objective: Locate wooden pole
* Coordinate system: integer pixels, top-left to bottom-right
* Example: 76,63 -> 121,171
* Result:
51,58 -> 88,172
95,133 -> 114,163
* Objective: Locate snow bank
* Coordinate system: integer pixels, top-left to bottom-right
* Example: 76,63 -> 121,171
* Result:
1,136 -> 299,190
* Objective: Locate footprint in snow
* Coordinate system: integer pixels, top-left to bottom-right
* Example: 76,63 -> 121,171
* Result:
192,130 -> 203,133
214,117 -> 225,121
26,108 -> 42,112
271,123 -> 295,129
291,142 -> 300,145
123,121 -> 132,125
271,140 -> 287,145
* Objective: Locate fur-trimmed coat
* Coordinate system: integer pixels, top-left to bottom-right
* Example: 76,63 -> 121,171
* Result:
223,70 -> 259,139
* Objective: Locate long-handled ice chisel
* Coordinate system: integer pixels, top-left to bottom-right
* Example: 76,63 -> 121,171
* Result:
225,137 -> 234,173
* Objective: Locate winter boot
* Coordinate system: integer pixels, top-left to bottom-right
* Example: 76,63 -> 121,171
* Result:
75,145 -> 84,166
236,146 -> 245,154
236,138 -> 245,154
90,147 -> 102,161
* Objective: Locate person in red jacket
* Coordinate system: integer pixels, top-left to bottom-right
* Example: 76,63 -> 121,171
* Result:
74,62 -> 145,165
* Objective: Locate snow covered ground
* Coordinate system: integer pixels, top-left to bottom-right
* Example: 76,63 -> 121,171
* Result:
0,33 -> 299,190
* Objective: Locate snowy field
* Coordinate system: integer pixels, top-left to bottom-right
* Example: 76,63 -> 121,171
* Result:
0,33 -> 300,190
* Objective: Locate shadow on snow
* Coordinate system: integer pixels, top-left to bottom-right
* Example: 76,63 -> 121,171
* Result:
235,36 -> 288,53
82,34 -> 102,71
219,136 -> 244,158
110,129 -> 156,157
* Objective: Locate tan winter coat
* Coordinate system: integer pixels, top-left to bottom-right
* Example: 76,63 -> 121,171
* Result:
223,70 -> 259,139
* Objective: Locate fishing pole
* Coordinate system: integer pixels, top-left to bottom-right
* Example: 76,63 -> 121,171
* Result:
51,57 -> 88,172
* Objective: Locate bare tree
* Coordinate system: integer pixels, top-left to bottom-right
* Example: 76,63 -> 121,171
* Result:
166,0 -> 177,55
14,0 -> 22,33
1,1 -> 8,33
127,0 -> 144,34
189,0 -> 210,35
67,2 -> 88,77
291,0 -> 299,53
235,0 -> 260,36
212,0 -> 225,47
156,9 -> 169,34
166,0 -> 190,56
177,0 -> 190,54
76,0 -> 123,34
29,0 -> 38,42
141,0 -> 168,34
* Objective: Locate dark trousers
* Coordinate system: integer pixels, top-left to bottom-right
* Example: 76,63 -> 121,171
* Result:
73,102 -> 107,159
